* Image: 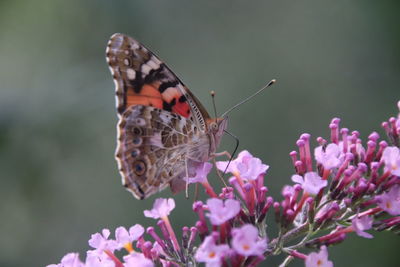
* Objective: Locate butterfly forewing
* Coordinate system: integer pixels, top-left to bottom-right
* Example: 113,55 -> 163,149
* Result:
106,33 -> 210,126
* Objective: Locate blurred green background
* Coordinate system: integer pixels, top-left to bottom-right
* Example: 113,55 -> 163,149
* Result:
1,0 -> 399,266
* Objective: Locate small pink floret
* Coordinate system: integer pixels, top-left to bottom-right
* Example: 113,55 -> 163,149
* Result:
352,215 -> 373,239
144,198 -> 176,219
216,150 -> 269,180
85,249 -> 115,267
206,198 -> 241,225
231,224 -> 267,256
123,252 -> 154,267
314,143 -> 342,170
375,185 -> 400,215
46,253 -> 84,267
115,224 -> 144,248
195,235 -> 230,266
186,162 -> 213,184
88,228 -> 117,252
382,146 -> 400,176
305,246 -> 333,267
291,172 -> 327,195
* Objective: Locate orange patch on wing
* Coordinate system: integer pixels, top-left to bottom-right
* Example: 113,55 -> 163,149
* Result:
172,101 -> 191,118
161,87 -> 191,118
126,83 -> 163,108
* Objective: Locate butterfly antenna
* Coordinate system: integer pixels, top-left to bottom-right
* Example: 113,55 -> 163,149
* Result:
210,90 -> 218,123
220,79 -> 276,118
222,129 -> 240,175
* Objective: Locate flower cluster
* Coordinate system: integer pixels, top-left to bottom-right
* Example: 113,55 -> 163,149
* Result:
48,101 -> 400,267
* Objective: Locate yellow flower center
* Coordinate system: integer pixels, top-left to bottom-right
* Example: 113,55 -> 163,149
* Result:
124,243 -> 134,253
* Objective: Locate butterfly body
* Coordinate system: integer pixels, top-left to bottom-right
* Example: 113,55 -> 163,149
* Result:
106,33 -> 227,199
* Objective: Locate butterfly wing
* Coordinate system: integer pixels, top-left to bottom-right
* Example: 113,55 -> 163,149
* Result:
106,33 -> 210,129
116,105 -> 208,199
106,33 -> 211,199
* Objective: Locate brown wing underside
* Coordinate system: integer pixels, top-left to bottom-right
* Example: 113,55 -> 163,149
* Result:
116,105 -> 208,199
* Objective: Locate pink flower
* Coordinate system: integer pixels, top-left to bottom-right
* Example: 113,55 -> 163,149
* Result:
144,198 -> 180,252
305,246 -> 333,267
88,228 -> 117,252
46,253 -> 84,267
85,250 -> 115,267
231,224 -> 267,256
186,162 -> 213,184
195,235 -> 230,266
292,172 -> 327,195
352,215 -> 373,239
216,150 -> 269,180
206,198 -> 241,225
314,143 -> 342,170
381,146 -> 400,176
115,224 -> 144,249
375,185 -> 400,215
123,252 -> 154,267
144,198 -> 175,219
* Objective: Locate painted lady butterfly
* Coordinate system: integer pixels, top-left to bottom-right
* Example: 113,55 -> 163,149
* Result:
106,33 -> 228,199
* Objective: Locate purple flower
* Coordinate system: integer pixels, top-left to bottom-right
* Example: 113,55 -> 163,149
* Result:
115,224 -> 144,249
381,146 -> 400,176
123,252 -> 154,267
216,150 -> 269,180
144,198 -> 175,219
375,185 -> 400,215
88,228 -> 117,252
231,224 -> 267,256
314,143 -> 342,170
195,235 -> 230,267
352,215 -> 373,239
46,253 -> 84,267
292,172 -> 327,195
206,198 -> 241,225
186,162 -> 213,184
305,246 -> 333,267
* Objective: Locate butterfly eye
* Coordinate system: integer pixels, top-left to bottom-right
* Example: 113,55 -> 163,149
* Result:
133,160 -> 146,176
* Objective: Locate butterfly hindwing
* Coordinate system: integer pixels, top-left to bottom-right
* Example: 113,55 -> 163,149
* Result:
116,105 -> 207,199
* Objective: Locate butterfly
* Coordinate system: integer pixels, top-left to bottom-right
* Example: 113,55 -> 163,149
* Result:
106,33 -> 228,199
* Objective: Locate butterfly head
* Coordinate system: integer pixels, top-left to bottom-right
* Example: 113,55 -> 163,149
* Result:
207,117 -> 228,153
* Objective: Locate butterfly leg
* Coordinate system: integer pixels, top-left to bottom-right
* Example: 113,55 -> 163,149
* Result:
211,151 -> 235,188
212,150 -> 232,160
212,157 -> 229,188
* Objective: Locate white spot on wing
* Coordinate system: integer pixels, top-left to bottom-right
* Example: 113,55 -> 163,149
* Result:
127,68 -> 136,80
147,57 -> 161,69
141,64 -> 152,75
132,43 -> 139,50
